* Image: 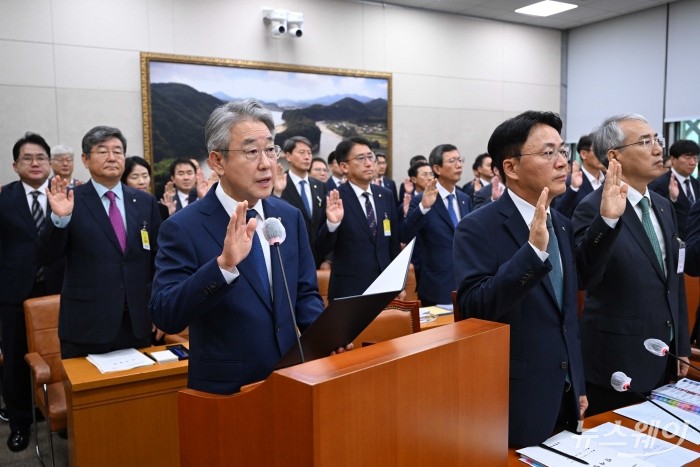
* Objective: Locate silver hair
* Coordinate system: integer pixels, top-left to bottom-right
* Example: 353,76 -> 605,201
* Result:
51,144 -> 74,157
81,126 -> 126,156
205,99 -> 275,154
590,113 -> 648,168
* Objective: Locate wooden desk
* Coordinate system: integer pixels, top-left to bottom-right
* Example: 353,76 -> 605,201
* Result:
63,345 -> 188,467
507,408 -> 700,465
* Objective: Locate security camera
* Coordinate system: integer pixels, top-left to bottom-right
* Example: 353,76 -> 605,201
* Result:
287,11 -> 303,38
262,8 -> 287,37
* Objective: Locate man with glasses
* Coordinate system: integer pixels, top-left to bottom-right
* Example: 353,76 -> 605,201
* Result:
39,126 -> 163,359
50,144 -> 81,188
150,100 -> 344,394
0,132 -> 65,452
318,136 -> 401,301
454,111 -> 588,447
649,139 -> 700,239
572,113 -> 689,415
310,157 -> 330,183
401,144 -> 471,306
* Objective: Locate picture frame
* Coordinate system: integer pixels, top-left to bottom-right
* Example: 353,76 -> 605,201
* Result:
140,52 -> 392,195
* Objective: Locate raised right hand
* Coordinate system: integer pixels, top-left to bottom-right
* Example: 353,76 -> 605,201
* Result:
528,187 -> 549,252
217,201 -> 257,271
46,175 -> 74,217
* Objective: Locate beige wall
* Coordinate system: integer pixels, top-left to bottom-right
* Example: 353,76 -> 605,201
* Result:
0,0 -> 561,186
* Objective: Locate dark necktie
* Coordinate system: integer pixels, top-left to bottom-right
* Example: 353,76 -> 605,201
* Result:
639,197 -> 665,274
685,179 -> 695,204
105,191 -> 127,253
362,192 -> 377,237
246,209 -> 271,301
299,179 -> 312,217
545,214 -> 563,310
446,194 -> 459,227
31,191 -> 45,282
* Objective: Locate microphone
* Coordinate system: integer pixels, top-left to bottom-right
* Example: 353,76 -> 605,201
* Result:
644,338 -> 700,374
261,217 -> 304,363
611,371 -> 700,435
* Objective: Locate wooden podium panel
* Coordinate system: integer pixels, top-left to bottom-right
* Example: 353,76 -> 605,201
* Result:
63,347 -> 188,467
179,318 -> 509,467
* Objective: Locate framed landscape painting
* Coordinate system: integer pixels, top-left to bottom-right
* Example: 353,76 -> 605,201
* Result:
140,52 -> 392,195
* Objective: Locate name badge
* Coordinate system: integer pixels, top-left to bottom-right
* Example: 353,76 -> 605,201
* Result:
677,237 -> 685,274
383,216 -> 391,237
141,226 -> 151,251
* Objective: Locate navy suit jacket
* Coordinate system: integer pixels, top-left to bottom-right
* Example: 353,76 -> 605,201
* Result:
174,189 -> 198,211
325,178 -> 339,192
280,174 -> 327,267
573,188 -> 690,392
473,184 -> 493,209
401,190 -> 471,304
649,170 -> 699,239
0,181 -> 63,305
552,174 -> 594,219
377,176 -> 399,206
454,191 -> 585,446
150,187 -> 324,395
37,181 -> 161,344
319,182 -> 400,301
682,200 -> 700,341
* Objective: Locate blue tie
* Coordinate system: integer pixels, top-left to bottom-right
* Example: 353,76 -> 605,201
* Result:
299,179 -> 312,217
446,194 -> 459,227
546,214 -> 564,310
246,209 -> 271,301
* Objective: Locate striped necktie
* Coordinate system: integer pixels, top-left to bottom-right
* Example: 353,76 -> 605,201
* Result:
31,191 -> 45,282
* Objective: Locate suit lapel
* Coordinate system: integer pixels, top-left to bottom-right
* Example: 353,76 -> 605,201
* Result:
651,193 -> 676,281
123,185 -> 140,255
432,196 -> 454,230
10,182 -> 37,234
309,179 -> 324,220
456,191 -> 470,219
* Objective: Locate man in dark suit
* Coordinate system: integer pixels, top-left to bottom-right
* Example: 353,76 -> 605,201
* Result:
278,136 -> 329,268
572,114 -> 690,415
461,152 -> 492,200
553,135 -> 605,218
454,111 -> 587,447
374,152 -> 399,205
649,139 -> 699,239
0,132 -> 64,452
169,158 -> 199,211
472,167 -> 505,209
318,137 -> 401,301
150,99 -> 343,394
39,126 -> 162,359
401,144 -> 471,306
325,151 -> 345,191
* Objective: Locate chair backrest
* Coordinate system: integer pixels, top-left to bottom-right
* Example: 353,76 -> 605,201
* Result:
24,294 -> 64,383
317,269 -> 330,306
352,299 -> 421,348
403,264 -> 418,302
451,290 -> 466,322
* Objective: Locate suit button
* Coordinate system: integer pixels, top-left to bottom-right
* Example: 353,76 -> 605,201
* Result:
666,320 -> 672,327
560,362 -> 568,370
562,324 -> 567,334
275,325 -> 280,333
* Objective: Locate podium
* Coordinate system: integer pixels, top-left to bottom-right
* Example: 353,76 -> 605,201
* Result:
179,318 -> 510,466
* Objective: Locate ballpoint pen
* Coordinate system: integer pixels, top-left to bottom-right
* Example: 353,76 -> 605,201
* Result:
538,443 -> 589,465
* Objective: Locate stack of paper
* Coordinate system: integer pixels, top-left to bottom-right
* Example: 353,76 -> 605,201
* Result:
651,378 -> 700,414
518,423 -> 700,466
86,348 -> 155,373
148,350 -> 179,364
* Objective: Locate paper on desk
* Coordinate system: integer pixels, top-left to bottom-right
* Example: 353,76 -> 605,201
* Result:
582,422 -> 700,466
518,429 -> 655,467
615,401 -> 700,444
419,305 -> 453,316
86,348 -> 155,373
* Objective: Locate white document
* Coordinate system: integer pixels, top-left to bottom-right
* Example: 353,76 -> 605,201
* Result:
518,429 -> 655,467
615,401 -> 700,444
148,350 -> 179,364
86,348 -> 155,373
362,238 -> 414,295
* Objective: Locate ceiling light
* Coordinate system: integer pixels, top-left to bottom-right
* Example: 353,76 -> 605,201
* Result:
515,1 -> 578,17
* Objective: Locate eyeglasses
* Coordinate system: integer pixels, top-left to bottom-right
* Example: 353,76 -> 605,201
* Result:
18,154 -> 50,164
517,146 -> 571,163
445,157 -> 465,165
91,148 -> 125,157
52,156 -> 73,163
613,137 -> 665,152
348,153 -> 376,164
219,145 -> 281,162
678,154 -> 699,162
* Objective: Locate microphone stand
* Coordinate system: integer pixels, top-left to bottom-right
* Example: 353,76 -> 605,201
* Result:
271,242 -> 305,363
627,389 -> 700,436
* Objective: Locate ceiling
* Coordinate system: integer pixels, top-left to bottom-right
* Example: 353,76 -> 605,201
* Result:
348,0 -> 678,30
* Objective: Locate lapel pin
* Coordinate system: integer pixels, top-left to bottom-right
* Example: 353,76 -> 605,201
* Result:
378,193 -> 382,198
